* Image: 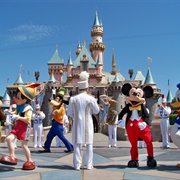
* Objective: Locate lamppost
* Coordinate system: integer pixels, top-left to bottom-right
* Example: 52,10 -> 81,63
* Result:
35,71 -> 40,82
128,69 -> 133,80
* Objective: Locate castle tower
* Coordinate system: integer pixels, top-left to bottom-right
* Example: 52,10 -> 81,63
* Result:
47,45 -> 64,83
96,55 -> 103,81
90,11 -> 105,66
66,51 -> 74,82
143,66 -> 161,125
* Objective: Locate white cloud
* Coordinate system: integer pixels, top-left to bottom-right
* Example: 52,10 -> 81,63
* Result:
7,24 -> 58,43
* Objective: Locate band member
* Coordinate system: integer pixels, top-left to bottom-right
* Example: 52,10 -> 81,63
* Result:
156,94 -> 171,149
32,100 -> 45,148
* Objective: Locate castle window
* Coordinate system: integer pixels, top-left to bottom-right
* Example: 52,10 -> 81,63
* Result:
82,62 -> 87,71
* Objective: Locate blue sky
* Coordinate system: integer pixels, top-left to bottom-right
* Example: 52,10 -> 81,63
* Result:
0,0 -> 180,100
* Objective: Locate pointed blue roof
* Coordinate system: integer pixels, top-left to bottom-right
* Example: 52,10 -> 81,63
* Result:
96,55 -> 102,65
93,11 -> 100,26
14,73 -> 24,85
104,72 -> 125,84
48,48 -> 63,64
73,46 -> 96,68
113,74 -> 120,82
49,73 -> 56,83
167,88 -> 173,103
144,67 -> 155,84
134,70 -> 145,84
2,90 -> 10,101
67,52 -> 73,65
2,90 -> 10,108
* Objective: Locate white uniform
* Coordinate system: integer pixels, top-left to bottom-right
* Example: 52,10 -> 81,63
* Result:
156,106 -> 171,148
55,114 -> 69,147
4,111 -> 17,148
108,116 -> 118,147
32,111 -> 46,148
67,92 -> 100,170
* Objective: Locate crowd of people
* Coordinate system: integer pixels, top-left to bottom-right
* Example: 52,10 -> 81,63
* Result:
0,71 -> 174,170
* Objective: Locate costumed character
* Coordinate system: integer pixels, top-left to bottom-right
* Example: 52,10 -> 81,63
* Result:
67,71 -> 100,170
4,99 -> 17,148
32,100 -> 45,148
100,94 -> 118,148
0,83 -> 40,170
0,100 -> 6,141
156,94 -> 171,149
118,83 -> 157,168
39,87 -> 73,153
170,83 -> 180,167
55,113 -> 69,147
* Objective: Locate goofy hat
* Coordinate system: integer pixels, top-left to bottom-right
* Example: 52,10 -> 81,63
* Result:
18,83 -> 40,101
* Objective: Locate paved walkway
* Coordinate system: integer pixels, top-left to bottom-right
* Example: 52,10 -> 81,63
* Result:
0,133 -> 180,180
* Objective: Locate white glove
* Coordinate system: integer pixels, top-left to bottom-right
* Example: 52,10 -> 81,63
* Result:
4,109 -> 12,115
12,114 -> 19,121
138,122 -> 147,130
118,119 -> 125,129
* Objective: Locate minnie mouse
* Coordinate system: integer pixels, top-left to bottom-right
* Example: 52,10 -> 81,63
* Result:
118,83 -> 157,168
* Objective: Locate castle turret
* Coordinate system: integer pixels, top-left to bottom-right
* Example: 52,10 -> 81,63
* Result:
90,11 -> 105,66
47,45 -> 64,83
76,41 -> 82,57
96,55 -> 103,81
66,51 -> 73,82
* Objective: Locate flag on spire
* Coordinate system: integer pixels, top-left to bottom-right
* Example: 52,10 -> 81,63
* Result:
147,57 -> 152,61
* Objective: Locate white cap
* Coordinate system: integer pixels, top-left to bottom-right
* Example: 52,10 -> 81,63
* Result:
162,98 -> 167,103
78,71 -> 89,90
161,94 -> 166,103
12,104 -> 17,109
36,104 -> 40,109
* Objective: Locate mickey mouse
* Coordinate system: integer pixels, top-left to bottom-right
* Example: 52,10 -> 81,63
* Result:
118,83 -> 157,168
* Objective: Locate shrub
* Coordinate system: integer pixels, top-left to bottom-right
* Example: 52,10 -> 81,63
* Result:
169,114 -> 178,125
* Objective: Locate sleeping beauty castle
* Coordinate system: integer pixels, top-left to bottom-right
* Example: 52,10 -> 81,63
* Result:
3,11 -> 172,135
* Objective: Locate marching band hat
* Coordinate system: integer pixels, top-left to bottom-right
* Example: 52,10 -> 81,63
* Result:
161,94 -> 167,103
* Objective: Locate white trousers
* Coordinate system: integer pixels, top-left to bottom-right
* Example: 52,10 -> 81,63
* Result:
108,124 -> 117,146
73,144 -> 93,169
160,118 -> 170,147
33,124 -> 43,147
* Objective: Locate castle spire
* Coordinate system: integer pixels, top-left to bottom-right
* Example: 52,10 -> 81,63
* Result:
111,48 -> 116,75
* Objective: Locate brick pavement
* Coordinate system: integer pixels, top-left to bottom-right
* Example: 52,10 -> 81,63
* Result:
0,133 -> 180,180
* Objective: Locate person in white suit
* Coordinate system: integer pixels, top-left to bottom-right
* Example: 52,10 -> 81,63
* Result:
156,94 -> 171,149
32,102 -> 46,148
67,71 -> 100,171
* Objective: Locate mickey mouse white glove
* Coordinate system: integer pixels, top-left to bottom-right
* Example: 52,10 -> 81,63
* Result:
138,122 -> 147,130
118,119 -> 125,129
12,114 -> 19,121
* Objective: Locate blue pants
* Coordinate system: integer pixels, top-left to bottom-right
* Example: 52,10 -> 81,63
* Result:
44,120 -> 73,151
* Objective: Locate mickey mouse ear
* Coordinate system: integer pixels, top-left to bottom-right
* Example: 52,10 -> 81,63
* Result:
122,83 -> 132,96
